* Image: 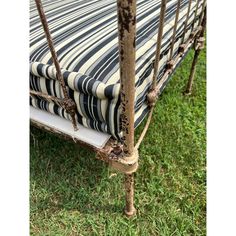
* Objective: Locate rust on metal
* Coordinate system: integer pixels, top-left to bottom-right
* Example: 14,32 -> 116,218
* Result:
30,90 -> 63,106
116,0 -> 137,156
97,142 -> 138,174
124,174 -> 136,217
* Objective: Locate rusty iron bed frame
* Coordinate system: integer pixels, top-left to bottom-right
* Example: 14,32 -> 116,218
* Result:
30,0 -> 206,217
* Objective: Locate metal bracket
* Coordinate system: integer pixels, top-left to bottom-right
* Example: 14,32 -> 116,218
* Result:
96,142 -> 139,174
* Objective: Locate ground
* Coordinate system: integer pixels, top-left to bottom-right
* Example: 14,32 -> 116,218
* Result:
30,46 -> 206,236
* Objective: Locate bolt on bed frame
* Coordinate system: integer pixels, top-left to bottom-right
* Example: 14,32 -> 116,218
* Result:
31,0 -> 206,217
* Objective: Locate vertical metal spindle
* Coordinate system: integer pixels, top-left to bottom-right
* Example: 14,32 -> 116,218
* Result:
116,0 -> 136,156
34,0 -> 78,131
198,0 -> 206,27
169,0 -> 181,60
199,6 -> 207,38
191,0 -> 200,30
117,0 -> 137,217
152,0 -> 167,90
182,0 -> 192,43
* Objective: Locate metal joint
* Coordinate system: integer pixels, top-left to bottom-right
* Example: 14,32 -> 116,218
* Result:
166,60 -> 175,71
96,142 -> 139,174
109,149 -> 139,174
178,44 -> 186,55
147,88 -> 159,107
195,37 -> 205,51
61,98 -> 76,115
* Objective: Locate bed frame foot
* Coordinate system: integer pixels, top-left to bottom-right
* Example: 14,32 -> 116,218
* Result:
124,173 -> 136,217
184,49 -> 201,96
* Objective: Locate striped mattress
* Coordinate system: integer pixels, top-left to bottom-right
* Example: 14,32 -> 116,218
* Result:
30,0 -> 204,139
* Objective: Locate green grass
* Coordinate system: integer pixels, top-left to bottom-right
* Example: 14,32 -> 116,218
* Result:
30,47 -> 206,236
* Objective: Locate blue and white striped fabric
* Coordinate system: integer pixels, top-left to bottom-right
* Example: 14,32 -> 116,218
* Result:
30,0 -> 204,139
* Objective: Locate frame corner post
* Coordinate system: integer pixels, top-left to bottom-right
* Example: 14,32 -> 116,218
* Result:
116,0 -> 137,217
116,0 -> 137,156
124,173 -> 137,217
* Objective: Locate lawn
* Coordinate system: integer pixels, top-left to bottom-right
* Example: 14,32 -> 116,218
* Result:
30,46 -> 206,236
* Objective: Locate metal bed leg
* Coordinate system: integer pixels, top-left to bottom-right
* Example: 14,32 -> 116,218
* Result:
124,173 -> 136,217
184,48 -> 201,95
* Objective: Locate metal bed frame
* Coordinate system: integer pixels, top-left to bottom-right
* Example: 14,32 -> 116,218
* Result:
31,0 -> 207,217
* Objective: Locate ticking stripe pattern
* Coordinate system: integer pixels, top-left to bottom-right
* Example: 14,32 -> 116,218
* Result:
30,0 -> 204,139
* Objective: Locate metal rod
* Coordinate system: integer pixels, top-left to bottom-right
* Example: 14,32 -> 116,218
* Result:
137,22 -> 203,149
34,0 -> 69,100
192,0 -> 200,30
182,0 -> 192,43
169,0 -> 181,59
199,6 -> 206,38
135,106 -> 154,149
124,174 -> 136,217
34,0 -> 78,131
152,0 -> 167,89
198,0 -> 206,28
116,0 -> 137,155
30,90 -> 63,105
